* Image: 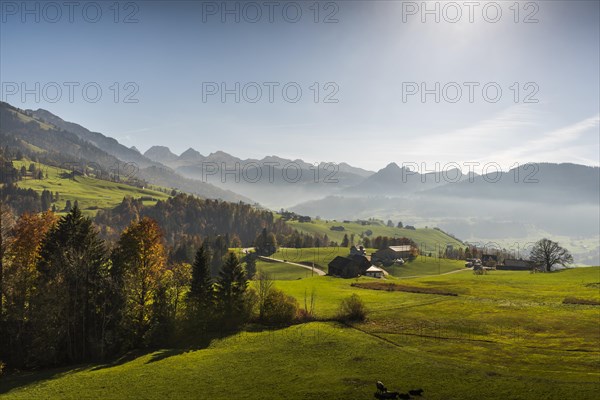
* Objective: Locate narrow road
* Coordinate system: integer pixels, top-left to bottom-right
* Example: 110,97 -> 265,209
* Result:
257,256 -> 327,276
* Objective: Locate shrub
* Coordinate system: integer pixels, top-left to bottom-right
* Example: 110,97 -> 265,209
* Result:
337,294 -> 368,322
297,289 -> 317,322
262,288 -> 299,325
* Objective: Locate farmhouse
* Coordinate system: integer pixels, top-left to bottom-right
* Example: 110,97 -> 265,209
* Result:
481,254 -> 498,263
328,255 -> 371,278
365,265 -> 384,278
498,259 -> 533,271
372,245 -> 414,265
349,245 -> 366,256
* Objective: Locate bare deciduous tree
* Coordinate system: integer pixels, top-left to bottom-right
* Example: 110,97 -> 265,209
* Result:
256,272 -> 273,321
530,238 -> 573,272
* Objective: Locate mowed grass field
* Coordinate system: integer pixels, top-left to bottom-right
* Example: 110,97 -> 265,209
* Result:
252,247 -> 466,277
12,160 -> 170,215
267,247 -> 377,273
2,267 -> 599,400
286,219 -> 464,254
385,256 -> 466,277
256,258 -> 316,280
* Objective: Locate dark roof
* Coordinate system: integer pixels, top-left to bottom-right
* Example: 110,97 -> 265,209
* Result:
328,255 -> 371,278
349,254 -> 371,269
504,259 -> 532,267
329,256 -> 353,270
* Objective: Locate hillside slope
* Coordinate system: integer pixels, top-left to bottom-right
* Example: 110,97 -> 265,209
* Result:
286,219 -> 463,254
0,102 -> 251,203
2,268 -> 599,400
12,159 -> 170,214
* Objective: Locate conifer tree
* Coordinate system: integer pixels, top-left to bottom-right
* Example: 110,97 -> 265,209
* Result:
215,252 -> 248,328
35,205 -> 109,364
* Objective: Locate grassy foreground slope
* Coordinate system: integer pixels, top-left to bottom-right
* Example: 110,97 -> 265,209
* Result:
287,219 -> 463,254
2,268 -> 598,400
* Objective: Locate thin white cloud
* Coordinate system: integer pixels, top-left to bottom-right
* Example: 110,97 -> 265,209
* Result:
372,107 -> 599,171
400,104 -> 542,160
489,114 -> 600,165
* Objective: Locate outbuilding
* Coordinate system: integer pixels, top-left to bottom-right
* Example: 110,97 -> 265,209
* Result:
364,265 -> 384,278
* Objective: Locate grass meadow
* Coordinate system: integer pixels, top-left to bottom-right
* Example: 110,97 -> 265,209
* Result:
12,160 -> 170,215
2,266 -> 598,399
286,219 -> 464,255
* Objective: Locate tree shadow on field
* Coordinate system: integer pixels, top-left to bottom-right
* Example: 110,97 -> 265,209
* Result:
0,324 -> 305,394
145,348 -> 189,364
0,347 -> 196,395
142,327 -> 273,364
0,365 -> 90,395
90,349 -> 153,371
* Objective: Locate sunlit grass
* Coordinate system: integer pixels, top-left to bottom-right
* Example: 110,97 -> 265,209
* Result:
2,261 -> 598,399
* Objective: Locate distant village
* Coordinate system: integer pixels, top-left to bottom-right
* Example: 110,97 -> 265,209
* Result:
280,211 -> 536,279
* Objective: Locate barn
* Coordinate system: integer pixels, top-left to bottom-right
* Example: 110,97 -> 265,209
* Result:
372,245 -> 413,265
328,255 -> 371,278
498,259 -> 533,271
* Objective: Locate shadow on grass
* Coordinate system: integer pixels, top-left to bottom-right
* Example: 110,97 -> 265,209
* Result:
145,348 -> 189,364
0,323 -> 318,394
0,365 -> 90,395
0,348 -> 169,394
91,349 -> 153,371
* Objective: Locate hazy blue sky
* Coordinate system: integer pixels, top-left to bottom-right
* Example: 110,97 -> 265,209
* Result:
1,0 -> 599,170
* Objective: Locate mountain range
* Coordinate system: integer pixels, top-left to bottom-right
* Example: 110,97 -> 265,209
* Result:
0,102 -> 250,203
139,143 -> 599,208
1,101 -> 598,264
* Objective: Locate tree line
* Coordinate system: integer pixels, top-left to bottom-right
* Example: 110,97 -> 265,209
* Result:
0,205 -> 315,370
95,194 -> 332,251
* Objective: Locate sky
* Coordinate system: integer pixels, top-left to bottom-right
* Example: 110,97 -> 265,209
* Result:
1,0 -> 599,171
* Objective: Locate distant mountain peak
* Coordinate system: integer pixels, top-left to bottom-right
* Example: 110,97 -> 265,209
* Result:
180,147 -> 204,161
144,145 -> 178,162
209,150 -> 231,157
146,145 -> 171,152
382,162 -> 402,172
30,107 -> 44,113
205,150 -> 241,164
130,146 -> 140,153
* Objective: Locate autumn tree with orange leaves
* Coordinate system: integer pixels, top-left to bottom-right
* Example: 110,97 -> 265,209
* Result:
2,211 -> 55,365
112,217 -> 167,346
